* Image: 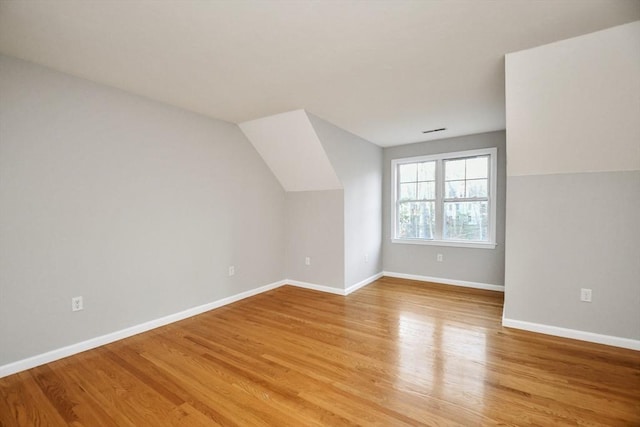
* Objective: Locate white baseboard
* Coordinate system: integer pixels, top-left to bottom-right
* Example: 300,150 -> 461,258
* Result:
0,279 -> 286,379
287,272 -> 383,296
502,317 -> 640,351
382,271 -> 504,292
345,272 -> 384,295
286,279 -> 346,295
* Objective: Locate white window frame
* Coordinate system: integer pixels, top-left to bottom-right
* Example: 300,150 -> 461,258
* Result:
391,147 -> 497,249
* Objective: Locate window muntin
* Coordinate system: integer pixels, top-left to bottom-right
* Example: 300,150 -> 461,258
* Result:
392,148 -> 497,248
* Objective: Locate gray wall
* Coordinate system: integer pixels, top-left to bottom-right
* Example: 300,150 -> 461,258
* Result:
505,172 -> 640,338
0,55 -> 286,365
504,22 -> 640,341
382,131 -> 506,286
285,190 -> 345,289
309,115 -> 383,287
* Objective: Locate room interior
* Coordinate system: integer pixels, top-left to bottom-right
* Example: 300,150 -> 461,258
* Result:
0,1 -> 639,425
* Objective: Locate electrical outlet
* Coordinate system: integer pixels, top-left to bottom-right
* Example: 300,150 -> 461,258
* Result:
580,288 -> 592,302
71,296 -> 83,312
437,253 -> 443,262
364,254 -> 369,263
305,256 -> 311,266
228,265 -> 235,276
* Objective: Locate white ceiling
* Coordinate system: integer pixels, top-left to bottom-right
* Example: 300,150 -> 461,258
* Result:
1,1 -> 638,147
240,110 -> 342,192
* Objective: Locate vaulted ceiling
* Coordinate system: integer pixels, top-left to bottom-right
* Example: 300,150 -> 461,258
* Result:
1,1 -> 638,146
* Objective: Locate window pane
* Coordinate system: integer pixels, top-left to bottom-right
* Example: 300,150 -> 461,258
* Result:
399,163 -> 417,183
395,150 -> 494,244
417,161 -> 435,181
417,181 -> 435,200
443,201 -> 488,241
445,159 -> 465,180
466,156 -> 488,179
466,179 -> 487,198
397,202 -> 436,239
445,180 -> 465,198
399,183 -> 416,201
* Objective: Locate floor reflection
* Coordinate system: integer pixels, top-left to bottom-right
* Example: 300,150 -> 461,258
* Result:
395,311 -> 487,409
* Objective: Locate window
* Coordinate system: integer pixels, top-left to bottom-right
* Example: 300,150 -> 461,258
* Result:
391,148 -> 497,248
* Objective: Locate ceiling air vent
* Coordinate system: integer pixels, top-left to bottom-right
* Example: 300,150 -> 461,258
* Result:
422,128 -> 446,134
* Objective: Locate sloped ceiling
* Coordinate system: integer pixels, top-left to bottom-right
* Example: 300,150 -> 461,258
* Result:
240,110 -> 341,192
1,1 -> 639,146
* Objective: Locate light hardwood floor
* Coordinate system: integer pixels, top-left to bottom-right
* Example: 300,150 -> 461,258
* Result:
1,277 -> 639,426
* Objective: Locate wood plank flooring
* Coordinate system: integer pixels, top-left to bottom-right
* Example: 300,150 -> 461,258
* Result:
1,277 -> 639,426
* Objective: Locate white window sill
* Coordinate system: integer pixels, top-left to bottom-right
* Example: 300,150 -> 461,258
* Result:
391,238 -> 496,249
